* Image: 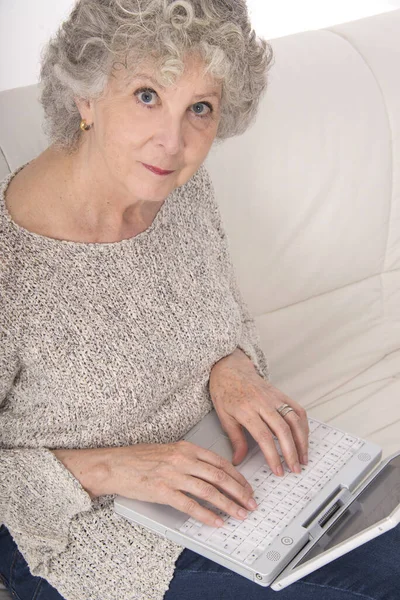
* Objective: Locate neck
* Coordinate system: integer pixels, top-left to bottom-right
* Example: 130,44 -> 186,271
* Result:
44,142 -> 160,237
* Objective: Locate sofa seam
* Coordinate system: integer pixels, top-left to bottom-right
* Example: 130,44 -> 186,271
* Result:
321,27 -> 394,363
320,27 -> 394,275
0,146 -> 11,174
256,267 -> 399,318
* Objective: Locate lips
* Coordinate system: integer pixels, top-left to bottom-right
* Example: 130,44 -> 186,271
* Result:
142,163 -> 175,175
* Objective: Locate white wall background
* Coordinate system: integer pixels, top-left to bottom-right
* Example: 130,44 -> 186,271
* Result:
0,0 -> 399,92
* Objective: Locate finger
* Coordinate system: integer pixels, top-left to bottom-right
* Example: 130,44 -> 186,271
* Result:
168,488 -> 232,528
197,444 -> 254,492
282,396 -> 310,440
219,418 -> 249,466
262,407 -> 301,473
178,474 -> 253,523
237,414 -> 284,477
283,406 -> 309,464
186,455 -> 256,513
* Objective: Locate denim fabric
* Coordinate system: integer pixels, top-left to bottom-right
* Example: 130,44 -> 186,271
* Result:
0,525 -> 65,600
1,523 -> 399,600
164,523 -> 400,600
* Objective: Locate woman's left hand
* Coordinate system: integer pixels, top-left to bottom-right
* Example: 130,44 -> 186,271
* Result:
209,349 -> 309,477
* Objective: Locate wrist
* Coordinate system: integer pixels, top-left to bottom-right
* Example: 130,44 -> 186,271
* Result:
211,347 -> 255,375
51,447 -> 115,499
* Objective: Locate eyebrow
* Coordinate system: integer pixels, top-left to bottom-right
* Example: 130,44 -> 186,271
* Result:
133,73 -> 220,100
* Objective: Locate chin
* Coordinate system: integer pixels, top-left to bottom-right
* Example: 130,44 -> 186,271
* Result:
132,181 -> 174,201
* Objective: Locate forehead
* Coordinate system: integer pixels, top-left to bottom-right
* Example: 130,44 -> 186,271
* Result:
110,56 -> 222,96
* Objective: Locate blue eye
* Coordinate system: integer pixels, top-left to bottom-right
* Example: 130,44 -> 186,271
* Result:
135,87 -> 157,106
192,102 -> 212,117
134,87 -> 213,119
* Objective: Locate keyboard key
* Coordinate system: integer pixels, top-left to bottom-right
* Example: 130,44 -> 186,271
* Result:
257,483 -> 271,496
179,522 -> 195,534
341,435 -> 357,447
281,498 -> 297,511
265,475 -> 282,488
270,488 -> 286,500
257,504 -> 270,517
261,495 -> 279,509
235,521 -> 255,535
253,491 -> 266,504
259,466 -> 273,476
258,521 -> 273,536
207,532 -> 230,549
325,449 -> 342,462
320,458 -> 335,469
209,528 -> 230,541
190,525 -> 216,542
230,531 -> 247,544
308,419 -> 320,432
248,531 -> 265,545
265,513 -> 280,528
223,517 -> 242,531
258,537 -> 275,551
187,517 -> 203,527
280,479 -> 297,492
289,488 -> 305,501
177,419 -> 366,564
312,424 -> 330,440
231,541 -> 256,560
352,439 -> 364,451
272,506 -> 287,518
247,512 -> 263,526
221,537 -> 242,554
244,546 -> 264,565
325,430 -> 344,445
248,474 -> 264,488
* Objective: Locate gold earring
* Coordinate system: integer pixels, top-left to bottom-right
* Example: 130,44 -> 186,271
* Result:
80,119 -> 92,131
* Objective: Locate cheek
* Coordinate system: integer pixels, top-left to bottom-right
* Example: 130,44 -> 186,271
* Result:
97,109 -> 149,164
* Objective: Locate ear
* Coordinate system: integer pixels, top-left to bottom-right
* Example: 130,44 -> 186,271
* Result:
74,97 -> 94,126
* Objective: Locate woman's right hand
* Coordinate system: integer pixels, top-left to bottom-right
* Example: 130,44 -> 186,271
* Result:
109,440 -> 258,527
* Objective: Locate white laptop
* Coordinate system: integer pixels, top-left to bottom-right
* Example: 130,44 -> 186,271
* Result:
114,409 -> 400,590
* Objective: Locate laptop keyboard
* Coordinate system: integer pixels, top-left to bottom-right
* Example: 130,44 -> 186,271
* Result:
177,418 -> 365,565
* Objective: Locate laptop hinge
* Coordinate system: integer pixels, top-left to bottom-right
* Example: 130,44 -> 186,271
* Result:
303,486 -> 352,539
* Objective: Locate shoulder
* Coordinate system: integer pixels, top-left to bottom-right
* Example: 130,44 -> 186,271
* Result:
0,168 -> 31,296
193,163 -> 215,197
175,163 -> 228,246
181,163 -> 220,220
0,171 -> 17,253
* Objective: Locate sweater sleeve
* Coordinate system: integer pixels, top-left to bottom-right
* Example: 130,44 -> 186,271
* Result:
200,165 -> 271,382
0,318 -> 93,576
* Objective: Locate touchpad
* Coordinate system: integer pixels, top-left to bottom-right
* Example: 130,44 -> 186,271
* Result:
208,434 -> 258,462
208,436 -> 234,461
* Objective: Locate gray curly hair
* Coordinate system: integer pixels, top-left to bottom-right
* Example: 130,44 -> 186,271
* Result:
40,0 -> 274,151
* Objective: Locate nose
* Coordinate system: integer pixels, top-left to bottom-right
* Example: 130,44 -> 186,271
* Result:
155,115 -> 184,156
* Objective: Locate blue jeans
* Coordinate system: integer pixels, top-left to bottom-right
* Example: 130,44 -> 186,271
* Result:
0,525 -> 65,600
1,523 -> 399,599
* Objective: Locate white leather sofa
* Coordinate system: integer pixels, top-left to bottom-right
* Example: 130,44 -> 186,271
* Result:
1,8 -> 399,600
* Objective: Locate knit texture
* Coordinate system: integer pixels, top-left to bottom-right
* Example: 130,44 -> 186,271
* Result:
0,162 -> 270,600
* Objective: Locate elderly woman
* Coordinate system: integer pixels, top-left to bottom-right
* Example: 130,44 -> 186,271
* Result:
1,1 -> 399,600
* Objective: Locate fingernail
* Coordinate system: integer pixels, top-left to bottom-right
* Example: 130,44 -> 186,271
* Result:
301,453 -> 308,465
276,464 -> 284,477
248,498 -> 257,510
292,461 -> 301,474
238,508 -> 248,518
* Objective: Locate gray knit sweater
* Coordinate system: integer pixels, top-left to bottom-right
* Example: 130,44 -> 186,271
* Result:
0,162 -> 270,600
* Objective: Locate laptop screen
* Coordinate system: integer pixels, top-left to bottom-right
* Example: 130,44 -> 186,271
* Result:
295,453 -> 400,567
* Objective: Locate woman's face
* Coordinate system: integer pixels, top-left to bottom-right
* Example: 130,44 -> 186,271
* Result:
77,55 -> 222,203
